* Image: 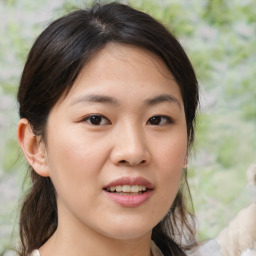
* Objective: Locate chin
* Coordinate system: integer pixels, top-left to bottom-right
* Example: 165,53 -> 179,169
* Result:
106,229 -> 151,240
99,220 -> 155,240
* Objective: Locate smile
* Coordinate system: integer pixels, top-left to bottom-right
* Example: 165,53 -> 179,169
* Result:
105,185 -> 147,194
103,177 -> 154,207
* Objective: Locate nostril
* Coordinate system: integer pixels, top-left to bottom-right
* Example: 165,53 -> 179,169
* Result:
118,159 -> 146,166
119,159 -> 147,166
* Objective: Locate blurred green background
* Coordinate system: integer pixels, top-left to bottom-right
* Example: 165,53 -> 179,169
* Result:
0,0 -> 255,254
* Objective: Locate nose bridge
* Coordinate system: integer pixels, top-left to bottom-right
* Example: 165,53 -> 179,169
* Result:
111,120 -> 150,165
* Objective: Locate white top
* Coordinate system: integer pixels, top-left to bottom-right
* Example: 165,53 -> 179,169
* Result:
30,250 -> 40,256
30,240 -> 163,256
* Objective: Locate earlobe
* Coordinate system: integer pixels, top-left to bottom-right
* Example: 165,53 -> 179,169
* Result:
17,118 -> 49,177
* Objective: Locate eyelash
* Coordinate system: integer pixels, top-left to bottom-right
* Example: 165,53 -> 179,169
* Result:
82,114 -> 174,126
147,115 -> 174,126
82,114 -> 111,126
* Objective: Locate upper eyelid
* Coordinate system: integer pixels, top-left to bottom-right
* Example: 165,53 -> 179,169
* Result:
82,114 -> 111,124
80,114 -> 174,124
149,115 -> 174,120
147,115 -> 175,125
82,113 -> 108,119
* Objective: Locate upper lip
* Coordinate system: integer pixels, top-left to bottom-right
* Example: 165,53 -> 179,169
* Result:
104,176 -> 154,190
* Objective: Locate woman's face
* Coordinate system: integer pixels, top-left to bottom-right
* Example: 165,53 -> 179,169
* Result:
44,43 -> 187,240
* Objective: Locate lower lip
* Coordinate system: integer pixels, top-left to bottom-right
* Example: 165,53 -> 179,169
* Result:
103,190 -> 153,207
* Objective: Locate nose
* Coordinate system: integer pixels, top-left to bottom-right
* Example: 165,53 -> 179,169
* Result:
110,123 -> 151,166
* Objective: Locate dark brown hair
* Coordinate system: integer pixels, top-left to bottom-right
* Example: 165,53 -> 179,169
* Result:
17,2 -> 199,256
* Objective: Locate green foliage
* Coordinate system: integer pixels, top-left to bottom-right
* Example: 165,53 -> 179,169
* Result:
202,0 -> 232,26
1,81 -> 18,95
2,0 -> 17,5
3,139 -> 20,173
131,1 -> 195,37
217,137 -> 239,168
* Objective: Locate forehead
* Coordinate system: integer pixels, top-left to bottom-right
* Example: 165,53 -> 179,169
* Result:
56,43 -> 182,108
81,42 -> 174,82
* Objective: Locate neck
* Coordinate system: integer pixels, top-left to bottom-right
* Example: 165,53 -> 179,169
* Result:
39,207 -> 152,256
40,229 -> 152,256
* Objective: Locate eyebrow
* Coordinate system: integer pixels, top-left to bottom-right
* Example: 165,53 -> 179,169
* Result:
70,93 -> 181,110
144,94 -> 182,110
70,94 -> 119,106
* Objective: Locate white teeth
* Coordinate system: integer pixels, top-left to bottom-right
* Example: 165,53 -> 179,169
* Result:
131,185 -> 139,193
107,185 -> 147,193
123,185 -> 131,192
110,187 -> 115,192
116,186 -> 122,192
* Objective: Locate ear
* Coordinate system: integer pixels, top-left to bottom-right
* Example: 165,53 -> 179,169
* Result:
17,118 -> 49,177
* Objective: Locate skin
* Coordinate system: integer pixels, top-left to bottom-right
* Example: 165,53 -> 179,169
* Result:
17,43 -> 188,256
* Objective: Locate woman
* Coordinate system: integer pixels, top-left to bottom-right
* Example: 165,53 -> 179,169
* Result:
17,2 -> 199,256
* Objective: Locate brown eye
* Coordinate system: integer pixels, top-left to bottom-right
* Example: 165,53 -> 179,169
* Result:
147,115 -> 173,126
84,115 -> 110,125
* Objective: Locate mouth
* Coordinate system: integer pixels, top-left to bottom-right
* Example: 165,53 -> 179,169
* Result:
103,177 -> 154,207
104,185 -> 149,195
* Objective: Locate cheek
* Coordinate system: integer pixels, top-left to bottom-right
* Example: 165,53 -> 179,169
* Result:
153,135 -> 186,206
155,164 -> 182,219
46,125 -> 109,173
45,130 -> 113,209
46,135 -> 104,209
156,135 -> 187,168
